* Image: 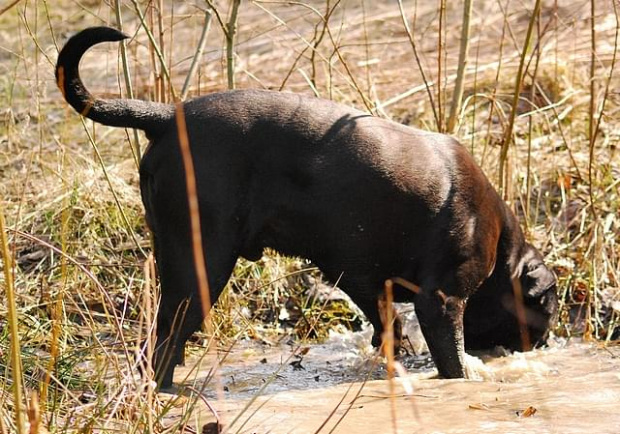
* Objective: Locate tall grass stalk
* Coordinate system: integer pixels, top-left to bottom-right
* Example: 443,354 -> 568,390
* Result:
174,102 -> 211,322
114,0 -> 142,166
203,0 -> 240,90
41,156 -> 69,411
181,10 -> 213,100
156,0 -> 166,99
27,392 -> 40,434
587,0 -> 618,216
0,208 -> 25,433
81,122 -> 144,255
524,13 -> 542,228
130,0 -> 177,100
468,24 -> 482,153
172,101 -> 231,428
591,1 -> 619,146
498,0 -> 541,197
447,0 -> 473,133
588,1 -> 597,212
584,0 -> 619,339
397,0 -> 439,129
226,0 -> 242,90
147,4 -> 162,102
361,0 -> 372,98
0,1 -> 21,16
324,17 -> 373,112
584,0 -> 598,340
309,0 -> 334,89
261,1 -> 323,92
437,0 -> 446,132
481,0 -> 509,168
384,280 -> 398,434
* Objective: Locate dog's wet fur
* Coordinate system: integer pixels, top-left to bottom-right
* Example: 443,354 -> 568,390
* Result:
56,27 -> 559,388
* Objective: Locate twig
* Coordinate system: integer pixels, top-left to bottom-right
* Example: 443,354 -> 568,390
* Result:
310,0 -> 338,88
0,0 -> 22,17
130,0 -> 177,100
324,16 -> 374,112
205,0 -> 228,37
181,9 -> 213,99
226,0 -> 242,90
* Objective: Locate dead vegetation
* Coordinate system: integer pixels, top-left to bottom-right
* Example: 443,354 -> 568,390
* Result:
0,0 -> 619,432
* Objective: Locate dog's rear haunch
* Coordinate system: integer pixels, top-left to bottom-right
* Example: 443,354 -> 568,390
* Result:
56,27 -> 558,388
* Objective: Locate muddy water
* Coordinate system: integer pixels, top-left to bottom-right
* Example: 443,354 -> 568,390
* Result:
163,331 -> 620,433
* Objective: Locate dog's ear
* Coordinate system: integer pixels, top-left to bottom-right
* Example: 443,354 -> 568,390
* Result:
523,262 -> 556,297
516,244 -> 556,299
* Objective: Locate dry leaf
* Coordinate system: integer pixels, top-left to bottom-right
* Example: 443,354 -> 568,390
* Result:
518,406 -> 537,417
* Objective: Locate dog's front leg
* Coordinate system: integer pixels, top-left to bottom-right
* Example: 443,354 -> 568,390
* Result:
414,284 -> 467,378
376,292 -> 403,354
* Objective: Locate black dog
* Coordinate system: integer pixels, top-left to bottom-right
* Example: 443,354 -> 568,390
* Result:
56,27 -> 558,388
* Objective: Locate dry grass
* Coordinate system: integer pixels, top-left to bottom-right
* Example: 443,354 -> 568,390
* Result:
0,0 -> 619,432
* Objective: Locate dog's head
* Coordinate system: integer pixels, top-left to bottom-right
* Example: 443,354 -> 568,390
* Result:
465,243 -> 558,352
515,244 -> 559,345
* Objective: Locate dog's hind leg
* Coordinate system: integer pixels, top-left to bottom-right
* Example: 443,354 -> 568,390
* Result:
338,277 -> 402,354
153,292 -> 203,388
376,290 -> 403,353
152,228 -> 239,388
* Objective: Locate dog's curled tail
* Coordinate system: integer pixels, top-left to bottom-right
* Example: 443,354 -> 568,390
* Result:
55,27 -> 174,137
